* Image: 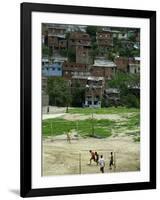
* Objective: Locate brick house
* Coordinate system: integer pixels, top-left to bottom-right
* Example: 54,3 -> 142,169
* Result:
91,57 -> 117,80
62,61 -> 90,79
114,57 -> 129,72
68,32 -> 92,64
68,32 -> 91,48
96,30 -> 113,56
75,46 -> 92,64
71,75 -> 104,108
85,76 -> 104,108
62,60 -> 105,107
48,26 -> 67,50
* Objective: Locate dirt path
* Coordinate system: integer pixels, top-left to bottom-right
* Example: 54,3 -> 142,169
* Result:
42,135 -> 140,176
43,113 -> 65,120
62,113 -> 124,121
43,113 -> 131,121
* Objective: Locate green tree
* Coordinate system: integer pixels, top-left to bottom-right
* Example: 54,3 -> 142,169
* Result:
108,72 -> 140,108
47,77 -> 71,110
71,80 -> 85,107
86,26 -> 97,37
86,26 -> 98,43
42,45 -> 52,58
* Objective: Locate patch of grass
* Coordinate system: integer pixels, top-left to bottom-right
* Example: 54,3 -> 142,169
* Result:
42,118 -> 114,138
68,106 -> 139,115
125,113 -> 140,130
112,113 -> 140,136
42,106 -> 140,139
87,129 -> 112,138
133,136 -> 140,142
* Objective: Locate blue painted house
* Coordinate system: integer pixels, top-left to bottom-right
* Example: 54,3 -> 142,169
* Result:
42,60 -> 63,77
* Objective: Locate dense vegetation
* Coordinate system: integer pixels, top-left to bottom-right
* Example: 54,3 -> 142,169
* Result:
108,72 -> 140,108
46,77 -> 71,110
46,78 -> 85,108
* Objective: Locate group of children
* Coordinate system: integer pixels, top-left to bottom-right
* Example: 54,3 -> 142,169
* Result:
89,150 -> 114,173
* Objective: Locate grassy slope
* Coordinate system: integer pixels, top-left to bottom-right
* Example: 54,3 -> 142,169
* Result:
42,107 -> 140,139
68,106 -> 139,115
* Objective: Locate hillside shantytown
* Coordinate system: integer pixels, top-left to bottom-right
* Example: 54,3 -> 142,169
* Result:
42,24 -> 140,110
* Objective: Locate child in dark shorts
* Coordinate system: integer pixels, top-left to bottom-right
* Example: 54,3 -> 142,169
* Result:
95,152 -> 99,165
89,150 -> 95,165
109,152 -> 114,170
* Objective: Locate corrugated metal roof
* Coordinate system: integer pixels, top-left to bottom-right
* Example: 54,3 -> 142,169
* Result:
134,57 -> 140,61
48,34 -> 66,38
87,76 -> 104,81
105,88 -> 120,94
93,58 -> 116,67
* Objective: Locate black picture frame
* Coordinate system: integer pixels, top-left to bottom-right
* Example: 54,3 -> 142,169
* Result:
20,2 -> 156,198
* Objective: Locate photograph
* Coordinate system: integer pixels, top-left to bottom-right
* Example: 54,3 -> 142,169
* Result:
41,23 -> 140,176
20,3 -> 156,197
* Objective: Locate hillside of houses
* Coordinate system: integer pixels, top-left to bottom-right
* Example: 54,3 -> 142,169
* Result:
42,24 -> 140,108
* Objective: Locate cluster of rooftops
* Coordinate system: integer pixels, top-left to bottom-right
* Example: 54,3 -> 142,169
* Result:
42,24 -> 140,107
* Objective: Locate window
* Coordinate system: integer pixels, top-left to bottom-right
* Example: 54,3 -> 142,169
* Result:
52,67 -> 55,70
57,68 -> 61,71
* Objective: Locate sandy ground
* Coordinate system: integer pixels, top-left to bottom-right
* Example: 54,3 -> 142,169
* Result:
42,107 -> 140,176
42,135 -> 140,176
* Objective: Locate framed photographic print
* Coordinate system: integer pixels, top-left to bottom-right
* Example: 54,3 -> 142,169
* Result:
20,2 -> 156,197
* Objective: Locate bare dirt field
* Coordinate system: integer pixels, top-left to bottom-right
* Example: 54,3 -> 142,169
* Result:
42,106 -> 140,176
42,135 -> 140,176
